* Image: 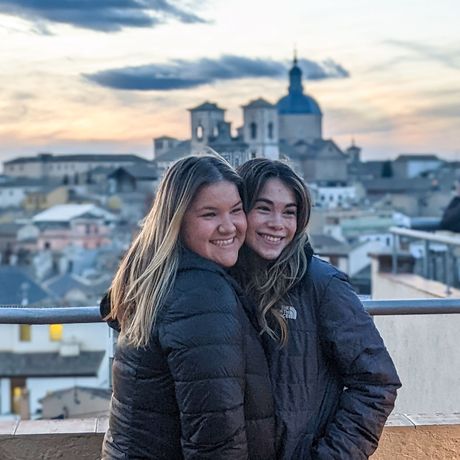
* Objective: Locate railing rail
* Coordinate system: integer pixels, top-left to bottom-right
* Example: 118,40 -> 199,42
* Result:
389,226 -> 460,294
389,226 -> 460,246
1,299 -> 460,324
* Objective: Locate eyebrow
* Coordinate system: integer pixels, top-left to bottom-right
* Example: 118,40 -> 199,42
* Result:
196,200 -> 242,212
255,198 -> 297,208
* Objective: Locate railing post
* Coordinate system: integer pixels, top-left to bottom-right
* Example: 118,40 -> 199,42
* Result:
445,247 -> 452,296
392,234 -> 399,274
424,239 -> 430,278
108,329 -> 118,389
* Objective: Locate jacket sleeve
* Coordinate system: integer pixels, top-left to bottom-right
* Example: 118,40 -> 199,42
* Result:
311,273 -> 401,460
440,197 -> 460,230
158,279 -> 249,460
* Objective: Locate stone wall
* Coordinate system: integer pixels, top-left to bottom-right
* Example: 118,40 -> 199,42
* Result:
0,414 -> 459,459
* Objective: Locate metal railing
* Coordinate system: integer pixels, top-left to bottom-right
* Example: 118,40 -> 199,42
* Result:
390,227 -> 460,295
1,300 -> 459,393
1,299 -> 460,325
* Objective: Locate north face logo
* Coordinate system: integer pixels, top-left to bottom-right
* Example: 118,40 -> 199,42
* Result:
280,305 -> 297,320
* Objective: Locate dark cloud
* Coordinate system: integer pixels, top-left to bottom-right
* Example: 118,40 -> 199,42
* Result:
0,0 -> 206,32
85,55 -> 350,91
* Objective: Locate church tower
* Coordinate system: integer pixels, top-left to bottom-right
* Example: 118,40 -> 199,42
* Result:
276,55 -> 322,145
189,102 -> 225,153
242,98 -> 279,160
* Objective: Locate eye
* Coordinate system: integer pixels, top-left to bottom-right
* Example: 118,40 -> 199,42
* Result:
256,205 -> 270,212
201,212 -> 216,218
284,209 -> 297,216
231,206 -> 243,214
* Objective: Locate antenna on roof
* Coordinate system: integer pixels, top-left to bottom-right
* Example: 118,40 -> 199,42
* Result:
293,45 -> 298,65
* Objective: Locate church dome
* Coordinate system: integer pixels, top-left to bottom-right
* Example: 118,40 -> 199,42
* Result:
276,57 -> 322,116
277,93 -> 322,115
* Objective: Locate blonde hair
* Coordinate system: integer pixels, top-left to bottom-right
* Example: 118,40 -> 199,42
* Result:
236,159 -> 312,346
109,154 -> 242,348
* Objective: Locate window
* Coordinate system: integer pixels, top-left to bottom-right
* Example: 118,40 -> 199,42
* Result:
250,122 -> 257,140
268,122 -> 274,139
11,378 -> 27,415
19,324 -> 31,342
49,324 -> 63,341
196,124 -> 204,141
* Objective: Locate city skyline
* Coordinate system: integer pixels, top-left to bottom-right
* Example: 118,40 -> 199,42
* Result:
1,0 -> 459,164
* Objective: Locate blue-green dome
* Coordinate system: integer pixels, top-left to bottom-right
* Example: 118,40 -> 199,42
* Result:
277,58 -> 322,115
277,93 -> 322,115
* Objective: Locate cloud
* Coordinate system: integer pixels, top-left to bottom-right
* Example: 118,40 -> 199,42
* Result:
0,0 -> 206,32
327,107 -> 396,136
85,55 -> 350,91
417,102 -> 460,119
384,40 -> 460,70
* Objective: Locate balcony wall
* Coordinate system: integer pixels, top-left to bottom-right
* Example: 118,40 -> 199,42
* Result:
370,257 -> 460,414
0,414 -> 459,459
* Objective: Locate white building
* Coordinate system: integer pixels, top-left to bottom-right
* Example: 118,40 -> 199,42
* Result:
242,98 -> 279,160
189,102 -> 226,154
310,183 -> 359,209
4,153 -> 152,181
0,178 -> 46,209
0,320 -> 110,419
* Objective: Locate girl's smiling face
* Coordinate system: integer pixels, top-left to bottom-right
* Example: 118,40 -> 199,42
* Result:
245,178 -> 297,260
181,180 -> 247,267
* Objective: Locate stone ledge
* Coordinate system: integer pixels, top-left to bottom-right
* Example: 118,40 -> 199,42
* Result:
0,416 -> 109,436
0,414 -> 459,460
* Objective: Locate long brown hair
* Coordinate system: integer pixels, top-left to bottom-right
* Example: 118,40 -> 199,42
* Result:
236,159 -> 312,345
109,153 -> 242,348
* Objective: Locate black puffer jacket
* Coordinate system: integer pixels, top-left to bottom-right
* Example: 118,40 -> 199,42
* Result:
262,249 -> 401,459
101,249 -> 276,460
440,196 -> 460,232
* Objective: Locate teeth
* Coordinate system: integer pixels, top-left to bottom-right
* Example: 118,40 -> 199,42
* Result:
261,234 -> 282,243
212,238 -> 234,247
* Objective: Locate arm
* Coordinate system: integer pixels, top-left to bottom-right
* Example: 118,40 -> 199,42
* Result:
312,274 -> 401,460
159,279 -> 248,460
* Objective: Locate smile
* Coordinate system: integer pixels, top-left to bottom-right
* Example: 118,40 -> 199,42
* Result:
258,233 -> 284,243
211,237 -> 235,247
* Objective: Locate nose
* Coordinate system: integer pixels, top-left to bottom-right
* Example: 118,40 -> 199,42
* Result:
218,214 -> 236,234
267,213 -> 283,230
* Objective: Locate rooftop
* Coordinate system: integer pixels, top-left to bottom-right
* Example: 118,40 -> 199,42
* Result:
188,101 -> 225,112
32,204 -> 115,223
0,351 -> 105,378
242,98 -> 274,109
5,153 -> 149,165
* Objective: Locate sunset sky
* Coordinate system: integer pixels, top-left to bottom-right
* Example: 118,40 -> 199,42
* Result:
1,0 -> 459,164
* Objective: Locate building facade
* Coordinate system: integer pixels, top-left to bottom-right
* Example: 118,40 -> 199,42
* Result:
153,56 -> 341,178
